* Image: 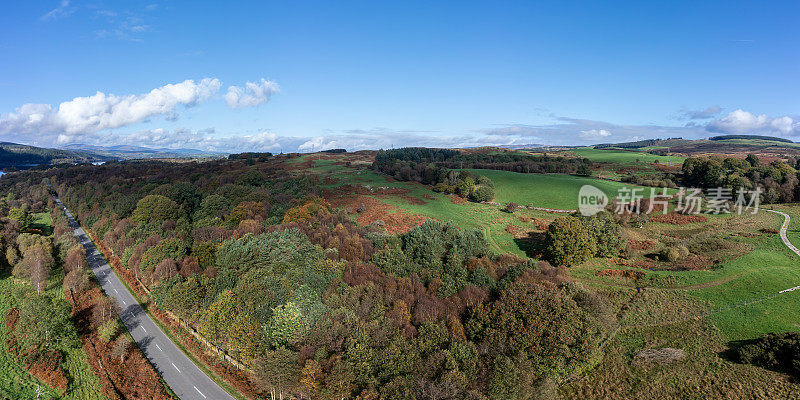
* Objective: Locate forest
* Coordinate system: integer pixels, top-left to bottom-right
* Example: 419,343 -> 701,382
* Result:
373,147 -> 592,181
681,155 -> 800,203
0,156 -> 613,400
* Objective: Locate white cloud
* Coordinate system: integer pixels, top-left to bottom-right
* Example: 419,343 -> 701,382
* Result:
224,79 -> 279,108
0,78 -> 221,143
579,129 -> 611,140
41,0 -> 73,21
706,109 -> 800,136
298,136 -> 342,152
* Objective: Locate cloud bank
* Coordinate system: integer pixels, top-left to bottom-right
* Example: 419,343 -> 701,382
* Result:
224,79 -> 279,108
579,129 -> 611,140
706,109 -> 800,136
0,78 -> 221,144
2,77 -> 798,153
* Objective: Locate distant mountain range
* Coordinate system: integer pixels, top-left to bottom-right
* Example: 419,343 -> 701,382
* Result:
61,144 -> 223,159
0,142 -> 226,170
0,142 -> 112,168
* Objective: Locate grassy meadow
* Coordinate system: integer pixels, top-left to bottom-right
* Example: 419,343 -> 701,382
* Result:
563,147 -> 685,164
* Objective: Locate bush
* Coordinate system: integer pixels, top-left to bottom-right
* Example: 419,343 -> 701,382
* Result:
659,245 -> 689,262
583,212 -> 624,258
504,203 -> 520,213
736,332 -> 800,376
470,185 -> 494,203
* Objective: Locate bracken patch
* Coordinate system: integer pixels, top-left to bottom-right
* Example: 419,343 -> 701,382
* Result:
596,269 -> 646,280
649,213 -> 708,225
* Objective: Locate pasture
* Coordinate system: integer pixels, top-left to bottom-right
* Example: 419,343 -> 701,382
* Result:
564,147 -> 685,164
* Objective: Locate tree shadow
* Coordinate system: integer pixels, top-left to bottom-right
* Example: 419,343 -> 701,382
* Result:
513,231 -> 547,258
720,338 -> 800,383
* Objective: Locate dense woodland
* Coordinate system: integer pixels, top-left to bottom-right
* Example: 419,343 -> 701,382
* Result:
374,148 -> 592,180
682,155 -> 800,203
373,148 -> 497,202
0,157 -> 613,400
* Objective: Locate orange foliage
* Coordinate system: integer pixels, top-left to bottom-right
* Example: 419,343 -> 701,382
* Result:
282,196 -> 332,224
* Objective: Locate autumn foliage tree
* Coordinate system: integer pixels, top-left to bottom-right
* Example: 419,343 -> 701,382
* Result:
64,246 -> 88,273
282,196 -> 331,224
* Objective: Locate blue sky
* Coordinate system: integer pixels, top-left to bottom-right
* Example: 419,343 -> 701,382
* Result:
1,1 -> 798,152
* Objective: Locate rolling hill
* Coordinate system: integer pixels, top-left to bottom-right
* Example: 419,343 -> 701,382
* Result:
0,142 -> 112,168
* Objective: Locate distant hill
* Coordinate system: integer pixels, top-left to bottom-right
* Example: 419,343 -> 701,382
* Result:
0,142 -> 111,168
595,138 -> 689,149
61,144 -> 224,160
593,136 -> 800,159
708,134 -> 794,143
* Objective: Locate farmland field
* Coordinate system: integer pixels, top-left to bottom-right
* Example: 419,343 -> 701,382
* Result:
564,147 -> 685,164
469,168 -> 669,210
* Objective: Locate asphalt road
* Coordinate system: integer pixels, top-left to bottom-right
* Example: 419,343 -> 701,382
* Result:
55,197 -> 236,400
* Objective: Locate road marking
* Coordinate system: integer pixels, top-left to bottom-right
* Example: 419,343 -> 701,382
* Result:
194,386 -> 207,398
113,288 -> 118,294
172,363 -> 181,373
121,299 -> 126,305
142,326 -> 147,333
155,344 -> 163,351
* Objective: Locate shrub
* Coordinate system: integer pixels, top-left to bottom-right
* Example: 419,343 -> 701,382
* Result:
504,203 -> 520,213
583,212 -> 625,258
659,245 -> 689,262
737,332 -> 800,377
470,185 -> 494,203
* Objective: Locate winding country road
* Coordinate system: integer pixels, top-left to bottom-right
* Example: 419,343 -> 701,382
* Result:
765,209 -> 800,294
766,209 -> 800,257
54,196 -> 235,400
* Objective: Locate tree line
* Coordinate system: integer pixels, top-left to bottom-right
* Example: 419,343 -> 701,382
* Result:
682,154 -> 800,203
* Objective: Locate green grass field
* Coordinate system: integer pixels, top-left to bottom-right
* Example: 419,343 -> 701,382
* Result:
565,147 -> 685,164
468,169 -> 669,210
571,208 -> 800,340
299,157 -> 680,256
